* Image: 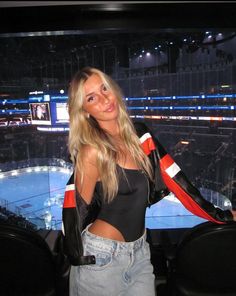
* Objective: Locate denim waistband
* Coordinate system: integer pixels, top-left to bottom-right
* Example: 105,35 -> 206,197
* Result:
82,224 -> 147,255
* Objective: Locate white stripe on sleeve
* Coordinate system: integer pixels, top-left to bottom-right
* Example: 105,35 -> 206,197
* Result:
165,162 -> 181,178
140,132 -> 152,144
66,184 -> 75,191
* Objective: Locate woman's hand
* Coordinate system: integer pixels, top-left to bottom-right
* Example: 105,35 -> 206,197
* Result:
230,210 -> 236,221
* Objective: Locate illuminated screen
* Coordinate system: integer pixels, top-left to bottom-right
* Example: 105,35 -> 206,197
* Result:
30,102 -> 51,125
50,101 -> 69,125
56,102 -> 69,122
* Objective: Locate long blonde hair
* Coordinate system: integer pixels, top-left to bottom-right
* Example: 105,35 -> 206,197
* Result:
68,67 -> 153,202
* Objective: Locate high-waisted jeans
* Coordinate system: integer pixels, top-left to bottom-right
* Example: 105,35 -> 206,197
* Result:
69,225 -> 156,296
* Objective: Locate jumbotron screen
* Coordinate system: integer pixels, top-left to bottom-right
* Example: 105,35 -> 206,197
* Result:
28,91 -> 69,131
29,102 -> 51,125
26,90 -> 235,132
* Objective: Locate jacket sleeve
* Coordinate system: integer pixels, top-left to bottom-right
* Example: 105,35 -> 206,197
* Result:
62,172 -> 96,266
134,121 -> 233,223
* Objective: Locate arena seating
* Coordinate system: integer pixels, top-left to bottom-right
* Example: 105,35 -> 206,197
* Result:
0,223 -> 70,296
157,221 -> 236,296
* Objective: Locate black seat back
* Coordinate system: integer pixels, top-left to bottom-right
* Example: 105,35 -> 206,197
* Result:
0,223 -> 56,296
174,221 -> 236,295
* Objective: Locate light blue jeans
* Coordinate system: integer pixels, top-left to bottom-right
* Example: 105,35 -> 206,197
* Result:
69,225 -> 156,296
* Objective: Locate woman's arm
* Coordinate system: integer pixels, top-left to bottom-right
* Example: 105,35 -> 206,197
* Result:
62,145 -> 99,266
76,145 -> 99,205
134,121 -> 234,223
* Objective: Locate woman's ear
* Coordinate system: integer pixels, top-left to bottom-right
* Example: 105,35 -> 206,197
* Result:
82,109 -> 90,119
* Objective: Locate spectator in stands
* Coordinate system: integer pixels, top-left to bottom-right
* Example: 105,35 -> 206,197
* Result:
64,67 -> 236,296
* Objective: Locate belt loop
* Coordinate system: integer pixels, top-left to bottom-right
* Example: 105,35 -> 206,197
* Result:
113,241 -> 118,256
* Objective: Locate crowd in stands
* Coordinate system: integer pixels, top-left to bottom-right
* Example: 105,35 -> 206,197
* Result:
151,121 -> 236,199
0,126 -> 69,163
0,121 -> 235,201
0,205 -> 37,231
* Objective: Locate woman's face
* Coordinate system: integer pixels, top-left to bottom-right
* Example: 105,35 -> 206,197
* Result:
36,105 -> 43,118
82,73 -> 119,127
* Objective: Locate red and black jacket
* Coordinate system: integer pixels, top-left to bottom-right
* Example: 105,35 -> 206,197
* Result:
62,122 -> 233,266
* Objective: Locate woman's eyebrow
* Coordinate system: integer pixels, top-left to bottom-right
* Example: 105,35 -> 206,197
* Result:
85,84 -> 104,97
85,91 -> 95,98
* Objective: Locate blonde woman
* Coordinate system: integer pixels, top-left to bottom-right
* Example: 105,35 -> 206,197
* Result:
66,67 -> 156,296
64,67 -> 236,296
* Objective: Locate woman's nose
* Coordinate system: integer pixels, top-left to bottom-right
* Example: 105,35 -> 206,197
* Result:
99,93 -> 110,104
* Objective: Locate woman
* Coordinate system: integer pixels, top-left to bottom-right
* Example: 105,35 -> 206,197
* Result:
65,67 -> 236,296
67,67 -> 156,296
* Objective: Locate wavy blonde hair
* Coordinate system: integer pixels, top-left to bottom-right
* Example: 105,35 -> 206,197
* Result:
68,67 -> 153,202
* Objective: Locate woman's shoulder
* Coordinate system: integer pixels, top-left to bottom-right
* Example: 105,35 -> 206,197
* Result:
80,144 -> 98,166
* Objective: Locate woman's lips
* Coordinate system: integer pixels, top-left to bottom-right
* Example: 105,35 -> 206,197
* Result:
104,104 -> 115,112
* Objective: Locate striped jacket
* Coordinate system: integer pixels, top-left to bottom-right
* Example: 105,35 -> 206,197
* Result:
62,122 -> 233,266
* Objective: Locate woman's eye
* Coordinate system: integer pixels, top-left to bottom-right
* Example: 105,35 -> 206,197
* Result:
102,85 -> 108,92
87,96 -> 94,102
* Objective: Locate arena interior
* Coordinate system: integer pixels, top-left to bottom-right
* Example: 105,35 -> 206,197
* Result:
0,2 -> 236,295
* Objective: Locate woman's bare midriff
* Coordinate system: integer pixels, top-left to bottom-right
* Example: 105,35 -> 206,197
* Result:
88,219 -> 125,242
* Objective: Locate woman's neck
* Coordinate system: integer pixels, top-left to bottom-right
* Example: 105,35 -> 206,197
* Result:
99,121 -> 120,137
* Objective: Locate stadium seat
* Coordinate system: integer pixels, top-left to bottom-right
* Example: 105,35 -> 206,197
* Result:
0,223 -> 57,296
163,221 -> 236,296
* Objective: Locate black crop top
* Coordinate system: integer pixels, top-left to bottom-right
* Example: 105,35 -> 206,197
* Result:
96,165 -> 149,242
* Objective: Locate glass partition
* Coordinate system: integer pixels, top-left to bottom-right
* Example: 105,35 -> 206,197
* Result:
0,158 -> 72,230
0,12 -> 235,230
